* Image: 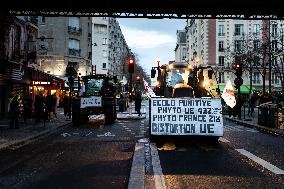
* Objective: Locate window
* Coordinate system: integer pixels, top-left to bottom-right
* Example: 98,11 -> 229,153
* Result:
219,41 -> 224,51
102,63 -> 107,69
218,25 -> 225,36
253,40 -> 260,50
102,38 -> 107,45
234,40 -> 243,51
272,57 -> 278,66
253,72 -> 260,84
68,39 -> 80,49
272,24 -> 278,36
253,24 -> 260,35
94,25 -> 107,33
218,72 -> 224,83
271,40 -> 278,52
218,56 -> 224,66
39,16 -> 45,24
272,73 -> 279,84
68,17 -> 80,29
182,48 -> 187,60
234,24 -> 244,35
102,50 -> 107,57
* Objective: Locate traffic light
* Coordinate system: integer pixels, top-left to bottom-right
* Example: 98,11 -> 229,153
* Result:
234,77 -> 243,89
232,63 -> 242,77
232,63 -> 243,89
128,58 -> 135,73
136,75 -> 141,81
151,68 -> 156,78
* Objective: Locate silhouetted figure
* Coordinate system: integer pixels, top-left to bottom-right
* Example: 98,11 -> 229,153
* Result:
34,94 -> 44,122
51,94 -> 57,118
135,90 -> 142,116
9,95 -> 20,129
63,95 -> 71,119
23,94 -> 33,123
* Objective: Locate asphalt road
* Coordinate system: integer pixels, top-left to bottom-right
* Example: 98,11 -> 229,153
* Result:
154,119 -> 284,189
1,103 -> 284,189
0,117 -> 149,189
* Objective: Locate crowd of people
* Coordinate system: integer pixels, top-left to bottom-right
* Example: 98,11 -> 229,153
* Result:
227,91 -> 284,118
8,93 -> 73,129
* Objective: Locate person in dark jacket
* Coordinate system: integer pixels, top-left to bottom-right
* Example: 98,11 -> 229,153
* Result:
34,94 -> 44,122
9,95 -> 20,129
23,94 -> 33,123
135,90 -> 142,116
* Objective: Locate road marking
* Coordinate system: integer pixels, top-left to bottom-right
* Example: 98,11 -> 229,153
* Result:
150,143 -> 167,189
85,132 -> 93,136
61,133 -> 71,137
97,132 -> 115,137
219,137 -> 230,143
236,149 -> 284,175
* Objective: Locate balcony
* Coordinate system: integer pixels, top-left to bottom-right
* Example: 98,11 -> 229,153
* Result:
218,48 -> 224,52
68,26 -> 82,35
234,32 -> 245,36
68,48 -> 81,56
218,33 -> 225,36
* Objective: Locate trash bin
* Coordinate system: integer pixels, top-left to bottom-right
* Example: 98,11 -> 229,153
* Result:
258,102 -> 278,128
72,98 -> 89,125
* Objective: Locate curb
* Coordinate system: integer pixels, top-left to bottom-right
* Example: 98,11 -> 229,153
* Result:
128,142 -> 145,189
224,117 -> 284,138
0,122 -> 72,151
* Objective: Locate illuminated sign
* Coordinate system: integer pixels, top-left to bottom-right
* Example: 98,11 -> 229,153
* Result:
32,81 -> 51,85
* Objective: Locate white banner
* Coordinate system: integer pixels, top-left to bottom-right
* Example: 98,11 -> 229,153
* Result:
80,96 -> 102,108
150,98 -> 223,136
221,80 -> 236,108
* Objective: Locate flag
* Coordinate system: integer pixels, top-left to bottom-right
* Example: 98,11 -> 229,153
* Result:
221,80 -> 236,108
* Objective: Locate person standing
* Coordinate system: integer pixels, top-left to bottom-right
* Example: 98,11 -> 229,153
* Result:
9,95 -> 20,129
51,94 -> 57,118
135,90 -> 142,116
34,94 -> 44,123
23,94 -> 33,123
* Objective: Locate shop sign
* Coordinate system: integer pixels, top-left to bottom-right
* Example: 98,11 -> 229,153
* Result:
32,81 -> 50,85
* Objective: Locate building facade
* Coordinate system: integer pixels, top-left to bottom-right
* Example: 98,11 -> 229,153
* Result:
0,16 -> 38,118
37,17 -> 92,80
186,19 -> 284,93
92,17 -> 131,80
174,30 -> 187,62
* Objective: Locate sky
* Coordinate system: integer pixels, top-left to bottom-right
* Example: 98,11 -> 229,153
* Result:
117,18 -> 186,74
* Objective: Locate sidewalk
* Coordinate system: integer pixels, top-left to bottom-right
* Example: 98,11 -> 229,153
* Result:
224,110 -> 284,137
0,108 -> 72,151
116,102 -> 147,120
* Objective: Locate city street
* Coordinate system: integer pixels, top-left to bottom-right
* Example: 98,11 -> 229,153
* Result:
0,101 -> 284,188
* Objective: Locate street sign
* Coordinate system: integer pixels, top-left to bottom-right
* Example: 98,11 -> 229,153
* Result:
80,96 -> 102,108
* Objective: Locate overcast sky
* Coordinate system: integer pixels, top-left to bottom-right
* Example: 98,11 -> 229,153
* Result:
117,18 -> 186,74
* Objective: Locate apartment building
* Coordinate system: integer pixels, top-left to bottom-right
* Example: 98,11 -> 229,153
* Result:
174,30 -> 187,62
92,17 -> 131,80
37,17 -> 92,79
186,19 -> 284,92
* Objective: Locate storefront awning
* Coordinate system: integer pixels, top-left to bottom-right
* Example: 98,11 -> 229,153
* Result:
218,85 -> 256,94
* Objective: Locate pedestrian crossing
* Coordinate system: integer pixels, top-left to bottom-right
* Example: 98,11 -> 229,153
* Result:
224,125 -> 258,133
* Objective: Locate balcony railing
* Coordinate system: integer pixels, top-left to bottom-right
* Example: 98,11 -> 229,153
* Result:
218,48 -> 224,52
68,48 -> 81,56
234,32 -> 245,36
218,33 -> 225,36
68,26 -> 82,35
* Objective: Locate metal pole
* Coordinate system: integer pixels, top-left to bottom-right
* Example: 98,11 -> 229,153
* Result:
269,20 -> 272,94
